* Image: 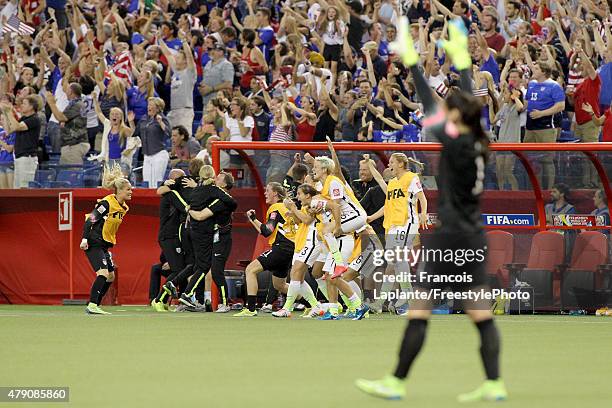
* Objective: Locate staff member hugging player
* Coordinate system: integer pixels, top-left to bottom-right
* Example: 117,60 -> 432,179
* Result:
81,164 -> 132,315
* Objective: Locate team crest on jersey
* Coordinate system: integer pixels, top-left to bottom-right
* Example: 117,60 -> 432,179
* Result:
97,206 -> 106,214
176,247 -> 182,254
333,188 -> 340,196
269,212 -> 277,220
416,181 -> 422,189
102,258 -> 107,266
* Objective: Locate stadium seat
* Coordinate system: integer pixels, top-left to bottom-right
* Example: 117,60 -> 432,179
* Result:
83,166 -> 102,187
34,169 -> 56,188
560,231 -> 609,309
486,230 -> 514,288
508,231 -> 565,308
55,169 -> 84,187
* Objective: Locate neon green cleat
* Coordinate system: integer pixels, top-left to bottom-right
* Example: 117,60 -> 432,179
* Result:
457,379 -> 508,403
151,300 -> 168,313
389,17 -> 419,67
233,308 -> 258,317
437,19 -> 472,71
86,302 -> 111,315
355,375 -> 406,400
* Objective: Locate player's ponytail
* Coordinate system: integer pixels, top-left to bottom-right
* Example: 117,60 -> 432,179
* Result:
102,163 -> 129,192
199,165 -> 216,185
408,158 -> 424,174
268,182 -> 286,201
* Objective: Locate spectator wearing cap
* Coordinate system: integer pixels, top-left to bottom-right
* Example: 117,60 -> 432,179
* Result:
200,43 -> 235,107
525,62 -> 565,189
0,95 -> 41,188
46,83 -> 90,165
295,52 -> 333,98
159,33 -> 197,136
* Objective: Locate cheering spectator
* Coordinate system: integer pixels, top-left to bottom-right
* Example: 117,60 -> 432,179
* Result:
131,97 -> 171,188
0,120 -> 15,189
200,43 -> 234,107
0,95 -> 41,188
170,125 -> 201,168
160,32 -> 197,136
45,83 -> 89,165
525,62 -> 565,189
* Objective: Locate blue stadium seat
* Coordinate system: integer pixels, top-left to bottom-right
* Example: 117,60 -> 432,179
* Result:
55,169 -> 84,187
559,130 -> 578,143
48,181 -> 71,188
34,169 -> 56,188
83,166 -> 101,187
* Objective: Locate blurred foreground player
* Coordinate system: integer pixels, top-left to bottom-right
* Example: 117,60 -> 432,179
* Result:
355,18 -> 507,402
81,164 -> 132,315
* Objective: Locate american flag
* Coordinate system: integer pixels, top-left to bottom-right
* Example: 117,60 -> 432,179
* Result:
104,50 -> 134,86
2,15 -> 35,36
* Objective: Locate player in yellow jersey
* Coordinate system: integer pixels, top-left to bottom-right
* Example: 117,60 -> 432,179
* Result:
234,182 -> 297,317
81,164 -> 132,315
365,153 -> 428,313
272,184 -> 325,318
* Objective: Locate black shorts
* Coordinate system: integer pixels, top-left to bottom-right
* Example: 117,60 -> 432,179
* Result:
180,224 -> 195,265
257,245 -> 293,278
85,246 -> 115,273
159,237 -> 186,273
415,231 -> 487,292
323,44 -> 342,62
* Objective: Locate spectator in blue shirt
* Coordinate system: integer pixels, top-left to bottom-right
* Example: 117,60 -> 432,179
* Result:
525,62 -> 565,189
127,71 -> 158,122
255,8 -> 275,63
0,127 -> 15,189
161,21 -> 183,52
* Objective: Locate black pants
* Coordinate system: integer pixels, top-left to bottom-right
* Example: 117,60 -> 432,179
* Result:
149,263 -> 171,301
183,224 -> 214,297
159,237 -> 186,276
211,230 -> 232,304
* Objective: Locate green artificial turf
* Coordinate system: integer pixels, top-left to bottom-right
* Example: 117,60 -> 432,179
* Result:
1,306 -> 611,408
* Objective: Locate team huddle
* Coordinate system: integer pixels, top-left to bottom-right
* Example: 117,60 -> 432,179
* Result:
79,137 -> 429,320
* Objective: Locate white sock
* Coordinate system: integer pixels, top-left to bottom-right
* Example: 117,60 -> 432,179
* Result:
284,280 -> 300,311
348,280 -> 362,300
299,282 -> 320,308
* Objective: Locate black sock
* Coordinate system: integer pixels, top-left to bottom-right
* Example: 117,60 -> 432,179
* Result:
97,281 -> 112,305
89,275 -> 107,304
393,319 -> 428,379
247,295 -> 257,312
476,319 -> 500,380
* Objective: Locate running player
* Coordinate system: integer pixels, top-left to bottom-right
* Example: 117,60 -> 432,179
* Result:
364,153 -> 428,314
234,182 -> 296,317
355,18 -> 507,402
272,184 -> 325,318
81,164 -> 132,315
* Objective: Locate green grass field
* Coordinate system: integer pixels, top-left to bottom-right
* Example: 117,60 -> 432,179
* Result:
1,306 -> 611,408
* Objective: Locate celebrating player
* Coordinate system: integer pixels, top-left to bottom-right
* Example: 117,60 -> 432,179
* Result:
355,18 -> 507,402
81,164 -> 132,315
234,182 -> 296,317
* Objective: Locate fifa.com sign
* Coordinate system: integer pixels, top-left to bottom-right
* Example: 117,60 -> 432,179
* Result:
428,214 -> 535,226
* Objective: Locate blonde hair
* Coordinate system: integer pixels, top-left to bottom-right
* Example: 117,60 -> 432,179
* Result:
148,97 -> 165,113
390,153 -> 424,174
315,156 -> 335,174
199,165 -> 216,185
109,107 -> 133,146
102,163 -> 130,191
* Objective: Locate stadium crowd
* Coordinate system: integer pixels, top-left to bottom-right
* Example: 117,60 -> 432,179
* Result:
0,0 -> 611,190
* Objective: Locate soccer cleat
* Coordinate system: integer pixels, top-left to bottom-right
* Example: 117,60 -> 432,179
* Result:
162,281 -> 178,298
215,304 -> 232,313
293,303 -> 306,311
151,300 -> 168,313
319,311 -> 339,320
303,306 -> 324,318
389,17 -> 419,67
353,303 -> 370,321
272,308 -> 292,318
437,18 -> 472,71
389,302 -> 408,316
457,379 -> 508,403
330,264 -> 348,279
340,310 -> 356,319
86,302 -> 111,315
595,307 -> 608,316
179,293 -> 197,308
355,375 -> 406,400
233,308 -> 258,317
260,303 -> 273,313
